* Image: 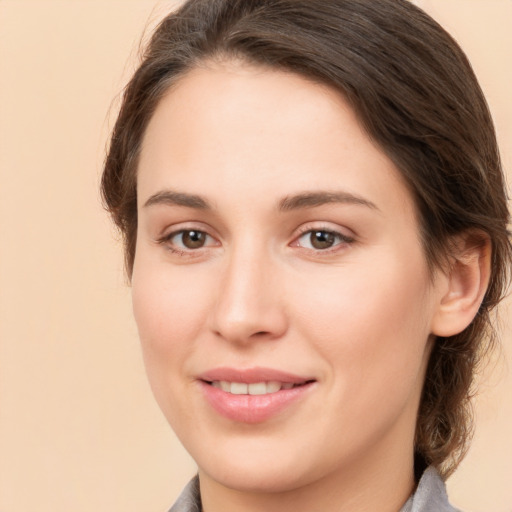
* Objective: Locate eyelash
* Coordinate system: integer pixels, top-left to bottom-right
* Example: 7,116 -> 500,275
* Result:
156,225 -> 355,258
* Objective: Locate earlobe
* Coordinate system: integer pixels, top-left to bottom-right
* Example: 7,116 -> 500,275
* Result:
431,233 -> 491,337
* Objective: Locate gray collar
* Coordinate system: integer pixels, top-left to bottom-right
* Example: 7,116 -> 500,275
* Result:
169,476 -> 201,512
170,466 -> 460,512
400,467 -> 460,512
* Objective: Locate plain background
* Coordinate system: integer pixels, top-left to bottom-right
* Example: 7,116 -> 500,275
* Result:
0,1 -> 511,511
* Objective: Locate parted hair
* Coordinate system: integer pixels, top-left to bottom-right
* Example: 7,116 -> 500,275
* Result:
101,0 -> 511,477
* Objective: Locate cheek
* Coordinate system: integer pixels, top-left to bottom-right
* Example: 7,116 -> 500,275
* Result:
131,257 -> 213,377
131,258 -> 221,430
291,250 -> 434,400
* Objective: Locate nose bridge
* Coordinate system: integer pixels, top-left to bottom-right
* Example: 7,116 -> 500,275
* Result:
210,236 -> 286,343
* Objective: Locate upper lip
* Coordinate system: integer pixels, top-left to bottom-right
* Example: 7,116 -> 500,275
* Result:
198,366 -> 315,384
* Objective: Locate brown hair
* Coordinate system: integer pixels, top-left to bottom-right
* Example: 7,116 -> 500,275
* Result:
101,0 -> 511,477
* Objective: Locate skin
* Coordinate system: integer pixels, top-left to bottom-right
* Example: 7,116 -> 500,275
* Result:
132,61 -> 489,512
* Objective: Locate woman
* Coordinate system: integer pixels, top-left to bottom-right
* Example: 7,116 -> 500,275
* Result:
101,1 -> 511,511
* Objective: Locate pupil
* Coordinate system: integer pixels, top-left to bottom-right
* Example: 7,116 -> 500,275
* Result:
183,230 -> 205,249
311,231 -> 334,249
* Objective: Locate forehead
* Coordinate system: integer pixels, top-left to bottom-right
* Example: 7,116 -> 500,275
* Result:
137,62 -> 415,221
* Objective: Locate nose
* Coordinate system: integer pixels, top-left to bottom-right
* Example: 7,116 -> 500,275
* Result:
208,243 -> 288,345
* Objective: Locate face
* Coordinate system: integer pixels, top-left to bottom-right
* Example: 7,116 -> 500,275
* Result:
133,62 -> 443,493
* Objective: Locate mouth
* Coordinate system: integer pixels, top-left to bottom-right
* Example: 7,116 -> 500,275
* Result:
205,380 -> 313,395
198,367 -> 316,423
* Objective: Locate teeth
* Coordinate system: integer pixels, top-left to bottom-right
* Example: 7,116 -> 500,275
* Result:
211,380 -> 299,395
248,382 -> 266,395
266,381 -> 281,393
230,382 -> 248,395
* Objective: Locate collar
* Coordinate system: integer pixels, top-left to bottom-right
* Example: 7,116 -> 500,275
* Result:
400,466 -> 461,512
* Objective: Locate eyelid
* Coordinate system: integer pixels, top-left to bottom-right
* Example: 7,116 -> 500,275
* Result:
164,229 -> 216,245
156,221 -> 218,241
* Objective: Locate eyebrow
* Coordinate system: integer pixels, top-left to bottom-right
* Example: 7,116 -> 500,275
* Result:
143,189 -> 378,212
278,191 -> 378,212
143,190 -> 212,210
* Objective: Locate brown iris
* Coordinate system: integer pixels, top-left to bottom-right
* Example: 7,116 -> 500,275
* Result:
310,230 -> 336,249
181,230 -> 207,249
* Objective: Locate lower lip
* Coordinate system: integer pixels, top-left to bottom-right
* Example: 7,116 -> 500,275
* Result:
200,381 -> 315,424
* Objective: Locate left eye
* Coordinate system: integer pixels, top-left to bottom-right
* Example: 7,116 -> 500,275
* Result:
296,229 -> 350,250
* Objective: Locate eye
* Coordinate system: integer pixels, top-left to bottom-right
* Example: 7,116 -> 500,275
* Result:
295,229 -> 353,251
163,229 -> 217,251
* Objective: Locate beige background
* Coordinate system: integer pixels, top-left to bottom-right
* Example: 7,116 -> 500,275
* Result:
0,1 -> 511,511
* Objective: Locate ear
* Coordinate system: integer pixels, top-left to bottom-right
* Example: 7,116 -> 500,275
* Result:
430,232 -> 491,337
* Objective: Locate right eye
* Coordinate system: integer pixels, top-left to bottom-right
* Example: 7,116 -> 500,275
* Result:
163,229 -> 217,251
172,230 -> 208,249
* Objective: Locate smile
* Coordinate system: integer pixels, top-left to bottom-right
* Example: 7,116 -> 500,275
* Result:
198,368 -> 316,423
209,381 -> 300,395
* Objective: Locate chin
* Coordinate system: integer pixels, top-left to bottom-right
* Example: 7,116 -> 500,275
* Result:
201,461 -> 312,494
192,435 -> 331,494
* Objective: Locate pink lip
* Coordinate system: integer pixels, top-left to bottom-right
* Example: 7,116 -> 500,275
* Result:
198,367 -> 316,424
199,366 -> 312,384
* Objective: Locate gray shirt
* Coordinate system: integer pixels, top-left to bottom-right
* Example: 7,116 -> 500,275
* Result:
169,466 -> 460,512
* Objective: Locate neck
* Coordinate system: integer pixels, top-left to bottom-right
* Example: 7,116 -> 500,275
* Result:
198,441 -> 416,512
